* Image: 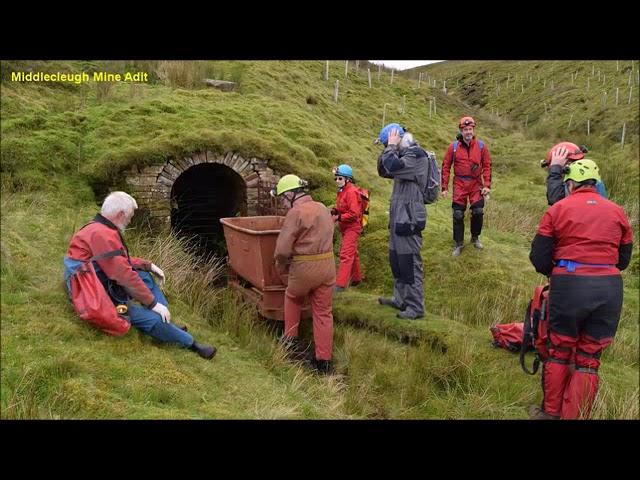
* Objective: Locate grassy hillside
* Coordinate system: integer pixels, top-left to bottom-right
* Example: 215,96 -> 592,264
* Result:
1,60 -> 638,419
416,60 -> 639,205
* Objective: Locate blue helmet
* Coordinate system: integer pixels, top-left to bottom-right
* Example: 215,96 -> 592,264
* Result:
378,123 -> 405,146
336,164 -> 353,178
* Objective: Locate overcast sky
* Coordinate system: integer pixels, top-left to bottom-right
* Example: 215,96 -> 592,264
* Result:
369,60 -> 444,70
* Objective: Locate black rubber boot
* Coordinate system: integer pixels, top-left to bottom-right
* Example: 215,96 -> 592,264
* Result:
396,310 -> 424,320
189,341 -> 217,360
311,359 -> 334,375
378,297 -> 403,310
278,336 -> 310,362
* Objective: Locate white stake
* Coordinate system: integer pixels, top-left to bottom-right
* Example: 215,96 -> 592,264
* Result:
390,69 -> 394,84
325,60 -> 329,81
334,80 -> 339,102
433,96 -> 437,114
617,60 -> 619,71
378,64 -> 382,81
345,61 -> 348,78
587,119 -> 590,136
368,68 -> 372,88
382,103 -> 389,127
621,123 -> 626,149
568,112 -> 574,129
616,87 -> 619,105
629,86 -> 633,104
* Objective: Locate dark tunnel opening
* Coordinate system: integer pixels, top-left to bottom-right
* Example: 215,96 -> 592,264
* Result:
171,163 -> 247,259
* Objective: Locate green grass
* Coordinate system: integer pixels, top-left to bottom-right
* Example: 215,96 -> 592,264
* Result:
1,60 -> 638,419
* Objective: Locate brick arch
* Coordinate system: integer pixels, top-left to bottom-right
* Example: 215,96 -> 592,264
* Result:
126,150 -> 284,223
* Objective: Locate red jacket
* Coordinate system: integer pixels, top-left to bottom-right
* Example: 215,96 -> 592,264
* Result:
531,187 -> 633,276
441,138 -> 492,190
66,214 -> 156,307
335,182 -> 362,232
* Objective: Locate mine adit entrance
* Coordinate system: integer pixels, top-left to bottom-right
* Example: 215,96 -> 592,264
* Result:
170,163 -> 247,259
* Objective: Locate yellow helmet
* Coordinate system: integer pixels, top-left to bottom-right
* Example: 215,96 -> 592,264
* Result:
270,174 -> 308,197
563,159 -> 601,183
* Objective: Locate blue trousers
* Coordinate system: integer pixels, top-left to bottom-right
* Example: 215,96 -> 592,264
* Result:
127,271 -> 194,347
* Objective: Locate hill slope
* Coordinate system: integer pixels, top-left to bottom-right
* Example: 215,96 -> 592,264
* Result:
1,60 -> 638,419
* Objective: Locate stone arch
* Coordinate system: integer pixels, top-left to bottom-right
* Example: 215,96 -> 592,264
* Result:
125,150 -> 283,225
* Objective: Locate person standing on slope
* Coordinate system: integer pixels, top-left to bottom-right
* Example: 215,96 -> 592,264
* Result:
331,164 -> 364,292
441,116 -> 492,256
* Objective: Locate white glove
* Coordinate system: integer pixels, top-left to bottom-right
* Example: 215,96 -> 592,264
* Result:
150,263 -> 166,285
152,303 -> 171,323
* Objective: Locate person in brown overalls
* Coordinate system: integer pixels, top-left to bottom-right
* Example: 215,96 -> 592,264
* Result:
272,174 -> 336,374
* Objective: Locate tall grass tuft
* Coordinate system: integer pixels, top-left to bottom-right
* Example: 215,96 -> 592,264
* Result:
156,61 -> 206,89
126,229 -> 225,321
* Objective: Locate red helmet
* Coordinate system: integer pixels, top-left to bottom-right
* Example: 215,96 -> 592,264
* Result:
545,142 -> 587,162
459,116 -> 476,129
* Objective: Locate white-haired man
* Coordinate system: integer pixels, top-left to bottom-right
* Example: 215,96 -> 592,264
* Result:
64,192 -> 216,359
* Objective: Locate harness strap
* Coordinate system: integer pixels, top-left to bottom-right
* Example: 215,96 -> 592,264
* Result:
575,367 -> 598,375
556,259 -> 614,273
91,249 -> 125,262
545,357 -> 571,366
292,252 -> 333,262
576,349 -> 602,359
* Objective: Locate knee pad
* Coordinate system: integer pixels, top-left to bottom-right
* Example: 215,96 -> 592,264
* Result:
453,210 -> 465,221
471,207 -> 484,216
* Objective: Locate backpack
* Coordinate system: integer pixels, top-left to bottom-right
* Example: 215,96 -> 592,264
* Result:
422,149 -> 441,204
63,248 -> 131,337
519,284 -> 552,375
489,284 -> 551,376
490,322 -> 528,353
355,186 -> 370,229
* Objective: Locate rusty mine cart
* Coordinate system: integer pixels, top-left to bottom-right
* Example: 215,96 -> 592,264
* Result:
220,216 -> 311,321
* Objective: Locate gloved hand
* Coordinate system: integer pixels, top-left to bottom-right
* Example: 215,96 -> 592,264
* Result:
150,263 -> 166,286
152,303 -> 171,323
